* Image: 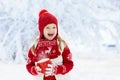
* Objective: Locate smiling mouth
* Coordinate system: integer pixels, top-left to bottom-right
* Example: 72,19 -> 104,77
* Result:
48,34 -> 54,37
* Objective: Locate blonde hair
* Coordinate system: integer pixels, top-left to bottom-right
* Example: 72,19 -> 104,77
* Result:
31,35 -> 66,54
58,35 -> 66,53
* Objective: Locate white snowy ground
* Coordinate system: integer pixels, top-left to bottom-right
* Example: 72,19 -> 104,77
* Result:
0,56 -> 120,80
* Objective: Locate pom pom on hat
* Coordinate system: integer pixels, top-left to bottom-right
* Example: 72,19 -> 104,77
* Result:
39,9 -> 48,17
38,9 -> 58,39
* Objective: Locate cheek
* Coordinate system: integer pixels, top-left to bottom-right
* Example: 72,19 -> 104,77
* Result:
54,29 -> 57,33
43,30 -> 48,36
44,29 -> 49,33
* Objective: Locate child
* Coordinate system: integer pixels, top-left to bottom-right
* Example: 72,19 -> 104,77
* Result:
26,9 -> 74,80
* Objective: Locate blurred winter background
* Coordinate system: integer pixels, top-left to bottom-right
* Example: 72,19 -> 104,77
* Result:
0,0 -> 120,80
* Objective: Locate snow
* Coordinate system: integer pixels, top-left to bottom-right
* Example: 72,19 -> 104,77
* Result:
0,0 -> 120,80
0,58 -> 120,80
0,62 -> 33,80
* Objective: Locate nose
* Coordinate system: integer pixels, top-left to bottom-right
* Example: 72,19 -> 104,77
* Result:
49,28 -> 53,33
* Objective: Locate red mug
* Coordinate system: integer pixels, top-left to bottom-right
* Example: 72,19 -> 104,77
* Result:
37,58 -> 51,74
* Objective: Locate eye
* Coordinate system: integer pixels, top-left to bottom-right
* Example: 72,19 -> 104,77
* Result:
46,27 -> 50,29
53,26 -> 56,29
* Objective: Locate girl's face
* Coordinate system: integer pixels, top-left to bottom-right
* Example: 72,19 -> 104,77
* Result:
43,23 -> 57,40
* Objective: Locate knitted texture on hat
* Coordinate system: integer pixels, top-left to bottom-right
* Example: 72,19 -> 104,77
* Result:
38,9 -> 58,39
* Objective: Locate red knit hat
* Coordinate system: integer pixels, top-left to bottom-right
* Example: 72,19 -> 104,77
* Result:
38,9 -> 58,39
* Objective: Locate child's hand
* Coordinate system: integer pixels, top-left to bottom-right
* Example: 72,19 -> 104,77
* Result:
45,64 -> 56,76
35,62 -> 42,74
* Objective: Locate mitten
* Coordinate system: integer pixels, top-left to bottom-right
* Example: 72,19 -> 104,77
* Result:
45,64 -> 56,76
35,62 -> 42,74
